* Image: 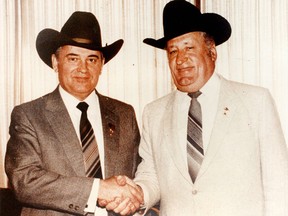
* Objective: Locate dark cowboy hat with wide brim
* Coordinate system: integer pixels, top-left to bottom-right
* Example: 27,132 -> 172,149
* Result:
36,11 -> 123,68
143,0 -> 232,49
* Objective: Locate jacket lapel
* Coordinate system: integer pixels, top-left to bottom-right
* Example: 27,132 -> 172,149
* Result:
45,88 -> 85,176
163,91 -> 193,184
97,92 -> 120,178
197,77 -> 241,179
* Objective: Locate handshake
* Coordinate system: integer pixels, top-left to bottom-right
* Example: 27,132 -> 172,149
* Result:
98,175 -> 144,215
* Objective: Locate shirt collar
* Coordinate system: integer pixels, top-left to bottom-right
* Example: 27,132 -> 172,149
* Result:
59,85 -> 99,110
200,72 -> 221,98
175,72 -> 220,98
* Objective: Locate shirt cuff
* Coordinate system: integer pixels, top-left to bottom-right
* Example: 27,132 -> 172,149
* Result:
84,178 -> 100,213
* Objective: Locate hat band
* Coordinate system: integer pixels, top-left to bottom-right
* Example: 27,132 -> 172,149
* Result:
72,38 -> 93,44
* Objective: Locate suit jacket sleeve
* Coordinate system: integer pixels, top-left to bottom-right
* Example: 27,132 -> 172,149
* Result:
259,90 -> 288,215
134,105 -> 161,210
5,105 -> 94,215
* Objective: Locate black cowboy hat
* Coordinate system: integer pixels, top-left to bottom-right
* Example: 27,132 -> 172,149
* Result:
36,11 -> 123,68
143,0 -> 231,49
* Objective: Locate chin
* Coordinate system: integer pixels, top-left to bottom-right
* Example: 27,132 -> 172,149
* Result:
176,87 -> 190,93
176,79 -> 197,92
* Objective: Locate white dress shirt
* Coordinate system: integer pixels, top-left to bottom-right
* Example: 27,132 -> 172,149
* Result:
176,72 -> 220,157
59,86 -> 107,215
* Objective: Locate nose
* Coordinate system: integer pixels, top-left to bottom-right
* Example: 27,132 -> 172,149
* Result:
176,51 -> 188,65
78,60 -> 88,73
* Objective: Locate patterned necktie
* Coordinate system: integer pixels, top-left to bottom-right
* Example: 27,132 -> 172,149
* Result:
187,91 -> 203,182
77,102 -> 102,178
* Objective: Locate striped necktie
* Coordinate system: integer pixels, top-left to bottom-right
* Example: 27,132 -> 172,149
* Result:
187,91 -> 203,182
77,102 -> 102,178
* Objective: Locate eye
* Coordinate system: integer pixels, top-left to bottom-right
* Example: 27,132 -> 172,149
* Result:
168,49 -> 177,56
187,46 -> 194,50
87,57 -> 99,64
67,56 -> 79,62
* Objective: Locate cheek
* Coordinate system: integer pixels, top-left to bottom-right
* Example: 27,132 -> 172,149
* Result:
90,67 -> 102,83
168,60 -> 177,75
58,70 -> 68,82
58,72 -> 71,89
57,66 -> 76,86
169,67 -> 179,83
91,74 -> 100,85
91,64 -> 101,74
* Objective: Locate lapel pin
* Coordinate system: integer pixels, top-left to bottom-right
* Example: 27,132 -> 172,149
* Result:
108,123 -> 115,136
224,107 -> 229,115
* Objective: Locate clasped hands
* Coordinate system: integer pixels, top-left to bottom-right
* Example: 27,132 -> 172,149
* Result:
98,175 -> 144,215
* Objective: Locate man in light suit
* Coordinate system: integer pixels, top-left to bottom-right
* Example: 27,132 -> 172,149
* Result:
5,11 -> 143,216
103,0 -> 288,215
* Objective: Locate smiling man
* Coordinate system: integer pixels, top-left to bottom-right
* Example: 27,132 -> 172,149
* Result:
52,46 -> 104,101
102,1 -> 288,215
5,11 -> 143,216
166,32 -> 216,93
133,1 -> 288,215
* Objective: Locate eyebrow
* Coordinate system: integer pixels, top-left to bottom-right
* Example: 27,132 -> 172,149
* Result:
167,41 -> 191,49
166,44 -> 176,50
65,53 -> 78,57
87,54 -> 100,58
65,53 -> 100,58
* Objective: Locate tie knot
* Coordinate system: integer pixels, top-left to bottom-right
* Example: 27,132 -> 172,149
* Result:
188,91 -> 202,99
77,102 -> 89,112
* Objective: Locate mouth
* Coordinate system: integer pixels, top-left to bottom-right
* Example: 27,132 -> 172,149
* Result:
177,66 -> 195,79
74,76 -> 90,82
177,66 -> 194,72
175,67 -> 196,86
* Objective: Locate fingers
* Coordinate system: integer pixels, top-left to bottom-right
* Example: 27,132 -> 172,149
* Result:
98,175 -> 144,214
111,197 -> 139,216
113,175 -> 143,204
98,199 -> 108,207
113,197 -> 131,214
126,184 -> 143,207
124,176 -> 138,187
104,197 -> 139,215
116,175 -> 127,186
105,197 -> 121,211
121,176 -> 144,205
99,176 -> 125,201
120,201 -> 138,215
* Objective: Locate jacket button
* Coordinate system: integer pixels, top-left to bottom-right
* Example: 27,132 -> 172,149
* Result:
75,206 -> 79,211
192,190 -> 198,195
69,204 -> 74,209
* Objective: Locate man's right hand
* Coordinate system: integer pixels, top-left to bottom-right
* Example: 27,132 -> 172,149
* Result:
98,175 -> 143,215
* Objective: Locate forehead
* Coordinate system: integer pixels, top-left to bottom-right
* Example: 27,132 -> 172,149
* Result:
59,45 -> 102,56
167,32 -> 205,47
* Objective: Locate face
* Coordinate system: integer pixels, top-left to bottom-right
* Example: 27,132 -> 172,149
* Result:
52,45 -> 104,100
166,32 -> 217,93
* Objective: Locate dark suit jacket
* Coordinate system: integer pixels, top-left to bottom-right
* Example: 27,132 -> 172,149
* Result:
5,87 -> 140,215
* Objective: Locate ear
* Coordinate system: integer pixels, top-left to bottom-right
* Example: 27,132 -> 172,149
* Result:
99,57 -> 105,75
51,54 -> 58,72
209,45 -> 217,62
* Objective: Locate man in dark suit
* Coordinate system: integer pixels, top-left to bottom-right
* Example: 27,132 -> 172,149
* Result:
5,11 -> 143,216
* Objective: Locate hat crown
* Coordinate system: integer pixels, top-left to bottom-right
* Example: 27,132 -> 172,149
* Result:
143,0 -> 231,49
163,0 -> 201,39
61,11 -> 102,46
36,11 -> 124,68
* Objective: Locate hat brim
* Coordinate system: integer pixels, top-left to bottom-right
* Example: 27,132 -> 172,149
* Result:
143,13 -> 231,49
36,28 -> 123,68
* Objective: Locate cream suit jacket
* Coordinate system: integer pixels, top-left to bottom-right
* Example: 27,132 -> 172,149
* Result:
5,87 -> 140,216
135,76 -> 288,216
